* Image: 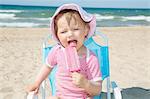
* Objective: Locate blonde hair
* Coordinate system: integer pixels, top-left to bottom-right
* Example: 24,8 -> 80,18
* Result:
54,9 -> 89,37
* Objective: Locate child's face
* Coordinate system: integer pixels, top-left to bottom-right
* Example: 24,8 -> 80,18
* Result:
56,13 -> 89,51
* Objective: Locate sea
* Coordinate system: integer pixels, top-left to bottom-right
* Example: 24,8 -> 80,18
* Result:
0,4 -> 150,28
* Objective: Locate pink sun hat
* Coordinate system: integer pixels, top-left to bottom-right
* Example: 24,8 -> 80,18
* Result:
50,3 -> 96,42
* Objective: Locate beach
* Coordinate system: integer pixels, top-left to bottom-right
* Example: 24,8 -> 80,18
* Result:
0,26 -> 150,99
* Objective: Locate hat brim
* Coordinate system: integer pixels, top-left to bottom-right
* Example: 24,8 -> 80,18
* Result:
50,3 -> 96,42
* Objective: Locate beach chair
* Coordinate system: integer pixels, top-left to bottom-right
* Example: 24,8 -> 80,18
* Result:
41,31 -> 122,99
27,31 -> 122,99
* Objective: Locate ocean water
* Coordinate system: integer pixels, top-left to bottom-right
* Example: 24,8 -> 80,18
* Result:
0,5 -> 150,28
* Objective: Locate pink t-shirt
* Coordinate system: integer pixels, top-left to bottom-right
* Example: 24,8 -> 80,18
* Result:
46,45 -> 102,99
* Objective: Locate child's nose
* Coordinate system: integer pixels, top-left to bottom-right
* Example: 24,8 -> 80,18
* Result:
67,31 -> 73,37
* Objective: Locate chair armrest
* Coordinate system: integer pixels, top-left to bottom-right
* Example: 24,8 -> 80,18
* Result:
41,80 -> 46,99
41,79 -> 52,99
111,81 -> 122,99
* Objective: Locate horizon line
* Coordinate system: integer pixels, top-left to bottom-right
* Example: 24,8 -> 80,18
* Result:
0,4 -> 150,10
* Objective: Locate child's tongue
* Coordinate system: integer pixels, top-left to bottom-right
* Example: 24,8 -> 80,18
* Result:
69,41 -> 77,47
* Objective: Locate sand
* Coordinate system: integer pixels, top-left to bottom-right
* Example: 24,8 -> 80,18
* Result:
0,26 -> 150,99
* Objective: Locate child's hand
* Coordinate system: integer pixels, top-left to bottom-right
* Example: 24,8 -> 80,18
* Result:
25,83 -> 39,94
71,72 -> 88,88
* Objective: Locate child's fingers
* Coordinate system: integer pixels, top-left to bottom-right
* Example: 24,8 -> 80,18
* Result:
71,72 -> 88,88
71,72 -> 83,87
72,72 -> 84,80
71,72 -> 80,78
25,84 -> 38,93
34,87 -> 39,94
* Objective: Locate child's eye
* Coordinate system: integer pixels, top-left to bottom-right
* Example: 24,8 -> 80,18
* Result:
74,28 -> 79,31
60,31 -> 66,34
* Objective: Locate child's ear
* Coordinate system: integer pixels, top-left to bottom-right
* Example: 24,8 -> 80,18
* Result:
84,24 -> 90,37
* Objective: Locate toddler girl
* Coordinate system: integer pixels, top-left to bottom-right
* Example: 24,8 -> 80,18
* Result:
26,3 -> 102,99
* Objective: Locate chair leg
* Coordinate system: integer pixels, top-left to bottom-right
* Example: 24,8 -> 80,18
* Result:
107,77 -> 111,99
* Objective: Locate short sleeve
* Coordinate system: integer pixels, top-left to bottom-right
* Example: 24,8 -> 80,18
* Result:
87,53 -> 102,82
45,45 -> 59,68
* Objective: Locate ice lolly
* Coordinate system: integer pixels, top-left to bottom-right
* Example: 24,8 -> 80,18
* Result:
63,42 -> 80,72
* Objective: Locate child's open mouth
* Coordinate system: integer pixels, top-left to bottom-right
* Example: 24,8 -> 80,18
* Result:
68,40 -> 77,47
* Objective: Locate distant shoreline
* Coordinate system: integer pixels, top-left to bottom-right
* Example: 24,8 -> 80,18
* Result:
0,26 -> 150,29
